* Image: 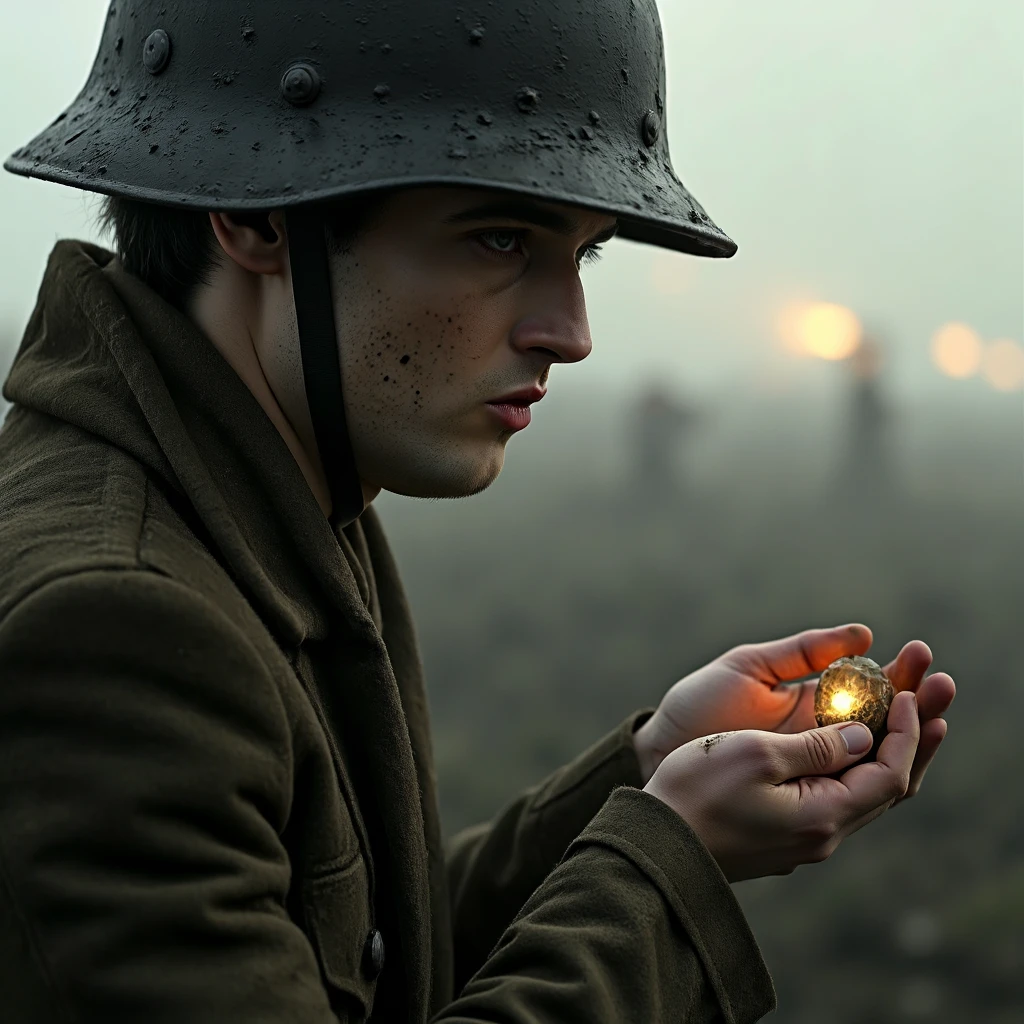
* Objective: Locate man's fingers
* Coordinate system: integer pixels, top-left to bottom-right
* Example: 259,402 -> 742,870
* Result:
733,624 -> 874,685
771,679 -> 819,734
882,641 -> 933,693
763,719 -> 877,783
772,665 -> 953,738
902,716 -> 948,801
915,672 -> 956,720
845,717 -> 946,827
840,691 -> 920,816
896,672 -> 953,800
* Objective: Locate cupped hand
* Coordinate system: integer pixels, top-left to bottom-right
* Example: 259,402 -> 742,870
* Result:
635,624 -> 954,804
642,690 -> 921,882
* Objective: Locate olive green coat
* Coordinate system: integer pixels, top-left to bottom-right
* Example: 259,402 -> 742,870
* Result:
0,242 -> 775,1023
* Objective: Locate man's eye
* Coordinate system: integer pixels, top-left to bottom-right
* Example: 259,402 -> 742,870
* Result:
479,231 -> 524,255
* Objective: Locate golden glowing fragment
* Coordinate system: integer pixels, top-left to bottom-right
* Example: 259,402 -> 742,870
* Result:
830,690 -> 856,715
814,656 -> 894,753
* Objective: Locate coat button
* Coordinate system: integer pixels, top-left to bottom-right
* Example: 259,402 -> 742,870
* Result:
363,929 -> 385,979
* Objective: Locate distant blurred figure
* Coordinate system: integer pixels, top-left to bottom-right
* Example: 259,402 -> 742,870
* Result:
838,335 -> 896,489
626,383 -> 702,497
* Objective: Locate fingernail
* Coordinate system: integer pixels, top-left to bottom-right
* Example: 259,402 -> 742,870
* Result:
839,723 -> 872,754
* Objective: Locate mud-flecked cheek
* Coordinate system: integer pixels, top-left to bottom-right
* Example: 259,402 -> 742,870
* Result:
330,250 -> 519,499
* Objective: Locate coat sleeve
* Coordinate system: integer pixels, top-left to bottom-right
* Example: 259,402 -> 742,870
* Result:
445,708 -> 655,988
0,569 -> 343,1024
443,715 -> 777,1023
438,786 -> 776,1024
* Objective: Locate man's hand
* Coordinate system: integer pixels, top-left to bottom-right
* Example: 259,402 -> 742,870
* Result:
643,691 -> 921,882
633,624 -> 954,805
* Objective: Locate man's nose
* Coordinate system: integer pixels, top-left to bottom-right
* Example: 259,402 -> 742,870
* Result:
509,272 -> 593,365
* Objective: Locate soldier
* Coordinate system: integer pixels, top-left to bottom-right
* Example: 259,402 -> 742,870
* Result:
840,335 -> 897,489
0,2 -> 955,1022
628,383 -> 702,496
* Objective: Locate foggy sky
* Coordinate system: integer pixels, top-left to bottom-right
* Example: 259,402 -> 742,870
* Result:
1,0 -> 1020,403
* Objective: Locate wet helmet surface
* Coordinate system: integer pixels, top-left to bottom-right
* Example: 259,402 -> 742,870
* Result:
6,0 -> 735,257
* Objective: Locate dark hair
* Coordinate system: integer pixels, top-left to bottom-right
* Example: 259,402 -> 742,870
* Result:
97,193 -> 390,311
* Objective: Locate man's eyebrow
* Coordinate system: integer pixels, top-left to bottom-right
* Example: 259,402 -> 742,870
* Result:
444,199 -> 619,244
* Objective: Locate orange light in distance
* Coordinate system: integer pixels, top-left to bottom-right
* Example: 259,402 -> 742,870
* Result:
982,339 -> 1024,392
931,322 -> 982,379
779,302 -> 862,361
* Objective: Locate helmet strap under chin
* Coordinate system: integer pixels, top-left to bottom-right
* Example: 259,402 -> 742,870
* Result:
286,208 -> 365,530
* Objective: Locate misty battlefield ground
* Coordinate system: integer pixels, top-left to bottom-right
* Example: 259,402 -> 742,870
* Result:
378,385 -> 1024,1023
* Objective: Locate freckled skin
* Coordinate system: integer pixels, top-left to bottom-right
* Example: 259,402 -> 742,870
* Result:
195,186 -> 614,516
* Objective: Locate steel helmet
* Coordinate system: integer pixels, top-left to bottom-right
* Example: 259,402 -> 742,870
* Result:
6,0 -> 737,525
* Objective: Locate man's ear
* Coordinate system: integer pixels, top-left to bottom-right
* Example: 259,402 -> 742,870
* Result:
209,210 -> 289,275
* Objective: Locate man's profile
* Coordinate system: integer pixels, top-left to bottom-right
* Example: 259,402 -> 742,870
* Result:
0,2 -> 954,1022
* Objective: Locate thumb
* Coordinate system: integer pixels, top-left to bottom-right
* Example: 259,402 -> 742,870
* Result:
771,722 -> 874,780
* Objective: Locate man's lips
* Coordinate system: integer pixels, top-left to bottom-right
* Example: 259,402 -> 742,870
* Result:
486,386 -> 547,406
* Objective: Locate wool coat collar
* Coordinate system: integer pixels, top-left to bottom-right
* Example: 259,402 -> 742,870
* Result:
4,240 -> 447,1020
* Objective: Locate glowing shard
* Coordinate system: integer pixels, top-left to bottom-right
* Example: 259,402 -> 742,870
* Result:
830,690 -> 856,714
814,656 -> 894,749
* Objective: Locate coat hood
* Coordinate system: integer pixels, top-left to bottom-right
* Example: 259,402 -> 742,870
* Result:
3,239 -> 372,647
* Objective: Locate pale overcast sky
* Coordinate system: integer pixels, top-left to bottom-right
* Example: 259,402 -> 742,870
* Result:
1,0 -> 1021,403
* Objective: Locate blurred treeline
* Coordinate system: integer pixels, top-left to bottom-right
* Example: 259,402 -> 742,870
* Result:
377,379 -> 1024,1022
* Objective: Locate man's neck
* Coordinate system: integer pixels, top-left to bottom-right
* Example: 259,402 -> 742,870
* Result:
187,279 -> 337,520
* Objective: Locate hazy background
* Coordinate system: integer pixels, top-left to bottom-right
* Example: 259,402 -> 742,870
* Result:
2,2 -> 1023,1022
2,0 -> 1022,401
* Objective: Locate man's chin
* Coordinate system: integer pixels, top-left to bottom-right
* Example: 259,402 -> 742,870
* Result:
386,478 -> 497,501
380,455 -> 504,501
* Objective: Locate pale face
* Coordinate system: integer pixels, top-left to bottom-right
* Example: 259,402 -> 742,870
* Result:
201,186 -> 617,515
320,187 -> 617,501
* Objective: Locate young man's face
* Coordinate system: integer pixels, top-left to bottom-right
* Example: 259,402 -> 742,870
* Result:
316,186 -> 617,501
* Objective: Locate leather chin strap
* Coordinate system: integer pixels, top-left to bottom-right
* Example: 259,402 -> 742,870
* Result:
286,208 -> 365,530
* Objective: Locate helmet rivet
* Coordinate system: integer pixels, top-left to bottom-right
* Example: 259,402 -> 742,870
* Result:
516,87 -> 540,113
281,63 -> 321,107
143,29 -> 172,75
641,109 -> 661,147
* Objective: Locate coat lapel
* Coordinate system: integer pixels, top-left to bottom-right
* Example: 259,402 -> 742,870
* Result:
316,589 -> 434,1022
358,509 -> 454,1013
